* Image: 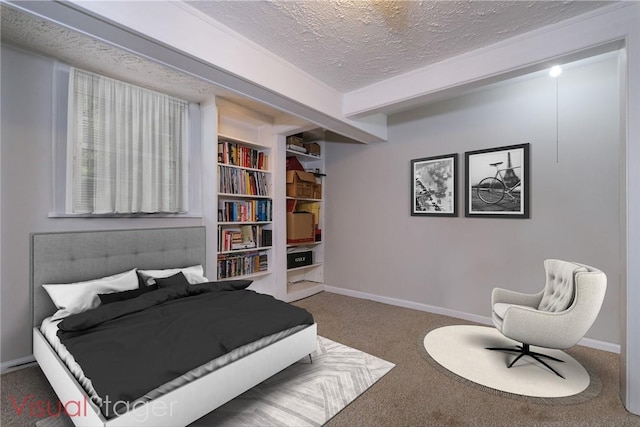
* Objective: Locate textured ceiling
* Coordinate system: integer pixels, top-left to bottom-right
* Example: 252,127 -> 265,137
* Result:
186,0 -> 613,92
0,5 -> 218,102
0,3 -> 283,117
1,1 -> 615,110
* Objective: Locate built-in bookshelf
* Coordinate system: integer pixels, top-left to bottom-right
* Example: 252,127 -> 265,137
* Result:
213,100 -> 334,300
284,135 -> 325,302
216,135 -> 273,281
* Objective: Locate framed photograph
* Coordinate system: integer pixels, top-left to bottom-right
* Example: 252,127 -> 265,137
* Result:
411,153 -> 458,217
465,143 -> 530,218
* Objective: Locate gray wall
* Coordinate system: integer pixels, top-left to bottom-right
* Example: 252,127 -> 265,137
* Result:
325,52 -> 622,345
0,45 -> 623,364
0,46 -> 202,364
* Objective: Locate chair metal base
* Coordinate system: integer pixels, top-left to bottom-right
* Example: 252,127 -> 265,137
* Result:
486,343 -> 566,379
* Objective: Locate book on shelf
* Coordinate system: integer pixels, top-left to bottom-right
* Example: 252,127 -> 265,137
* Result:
261,229 -> 272,247
218,165 -> 269,196
218,228 -> 240,251
218,140 -> 269,170
216,250 -> 268,279
258,152 -> 267,170
256,199 -> 272,222
239,224 -> 256,249
219,199 -> 272,222
219,225 -> 269,251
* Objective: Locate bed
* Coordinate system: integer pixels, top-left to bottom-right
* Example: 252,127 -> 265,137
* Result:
31,226 -> 318,427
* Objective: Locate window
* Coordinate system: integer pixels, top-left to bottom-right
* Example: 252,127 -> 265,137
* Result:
66,68 -> 189,214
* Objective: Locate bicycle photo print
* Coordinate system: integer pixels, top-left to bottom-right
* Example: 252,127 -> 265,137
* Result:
464,143 -> 530,219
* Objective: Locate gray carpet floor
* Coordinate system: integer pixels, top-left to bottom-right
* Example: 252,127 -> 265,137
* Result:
2,291 -> 639,426
292,292 -> 639,427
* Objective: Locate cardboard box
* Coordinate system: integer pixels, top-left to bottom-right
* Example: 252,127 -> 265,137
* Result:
286,170 -> 316,198
286,135 -> 304,147
304,142 -> 321,156
287,212 -> 315,243
287,250 -> 312,269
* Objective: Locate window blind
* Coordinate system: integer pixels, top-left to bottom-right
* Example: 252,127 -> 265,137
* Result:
67,68 -> 189,214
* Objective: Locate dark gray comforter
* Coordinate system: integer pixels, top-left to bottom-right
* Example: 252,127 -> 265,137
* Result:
57,283 -> 314,418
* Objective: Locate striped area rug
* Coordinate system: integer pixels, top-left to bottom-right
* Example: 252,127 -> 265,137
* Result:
36,336 -> 394,427
191,336 -> 395,426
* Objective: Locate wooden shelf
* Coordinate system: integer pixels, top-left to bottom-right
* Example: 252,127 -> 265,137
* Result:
285,280 -> 324,302
286,196 -> 322,202
287,241 -> 321,248
284,137 -> 325,302
286,149 -> 322,161
219,221 -> 272,226
286,262 -> 323,272
217,270 -> 271,282
219,246 -> 272,255
220,133 -> 269,149
217,126 -> 272,286
217,162 -> 271,173
218,193 -> 271,199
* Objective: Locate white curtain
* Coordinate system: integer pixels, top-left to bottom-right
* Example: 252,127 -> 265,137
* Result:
67,68 -> 188,214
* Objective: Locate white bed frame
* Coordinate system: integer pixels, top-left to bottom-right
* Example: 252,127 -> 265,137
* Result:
31,227 -> 317,427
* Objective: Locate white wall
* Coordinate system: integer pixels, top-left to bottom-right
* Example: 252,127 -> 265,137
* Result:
325,52 -> 621,346
0,46 -> 203,365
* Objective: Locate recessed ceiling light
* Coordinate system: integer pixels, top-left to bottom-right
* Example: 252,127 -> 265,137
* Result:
549,65 -> 562,78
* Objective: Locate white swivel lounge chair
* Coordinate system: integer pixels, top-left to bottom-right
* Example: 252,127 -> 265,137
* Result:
487,259 -> 607,378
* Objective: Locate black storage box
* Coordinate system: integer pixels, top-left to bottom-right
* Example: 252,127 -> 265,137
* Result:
287,250 -> 312,269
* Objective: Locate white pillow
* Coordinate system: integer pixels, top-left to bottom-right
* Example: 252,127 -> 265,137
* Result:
138,265 -> 208,286
43,268 -> 139,320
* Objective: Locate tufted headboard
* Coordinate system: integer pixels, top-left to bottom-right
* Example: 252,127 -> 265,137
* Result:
30,226 -> 206,328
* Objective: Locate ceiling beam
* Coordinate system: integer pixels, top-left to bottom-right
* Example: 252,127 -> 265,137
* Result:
4,0 -> 386,143
343,2 -> 631,118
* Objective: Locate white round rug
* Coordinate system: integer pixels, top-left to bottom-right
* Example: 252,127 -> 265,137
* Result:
422,325 -> 594,399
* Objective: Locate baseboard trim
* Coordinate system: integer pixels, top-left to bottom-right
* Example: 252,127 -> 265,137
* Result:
324,286 -> 493,326
1,355 -> 36,373
323,286 -> 620,354
577,337 -> 621,354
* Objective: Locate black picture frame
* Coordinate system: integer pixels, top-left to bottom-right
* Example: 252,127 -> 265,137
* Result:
464,143 -> 530,219
411,153 -> 458,217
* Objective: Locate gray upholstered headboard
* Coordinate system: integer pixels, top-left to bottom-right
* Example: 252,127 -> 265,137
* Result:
31,226 -> 206,328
